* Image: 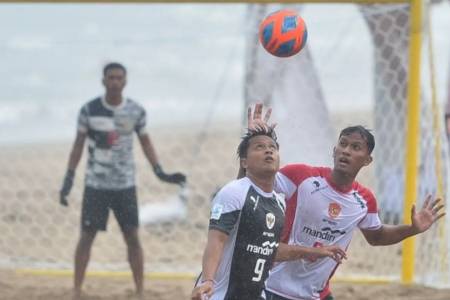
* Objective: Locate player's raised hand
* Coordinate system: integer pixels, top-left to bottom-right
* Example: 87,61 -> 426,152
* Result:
247,103 -> 276,133
191,280 -> 214,300
411,194 -> 445,233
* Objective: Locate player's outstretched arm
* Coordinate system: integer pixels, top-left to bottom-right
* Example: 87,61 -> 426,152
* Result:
275,243 -> 347,263
191,229 -> 228,300
59,131 -> 86,206
361,195 -> 445,246
138,134 -> 186,186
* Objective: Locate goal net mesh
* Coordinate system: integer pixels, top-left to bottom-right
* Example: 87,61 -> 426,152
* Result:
244,3 -> 450,287
0,2 -> 448,289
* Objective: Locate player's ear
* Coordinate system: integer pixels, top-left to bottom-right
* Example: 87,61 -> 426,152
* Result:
332,147 -> 336,159
102,77 -> 106,87
364,155 -> 373,166
240,158 -> 248,170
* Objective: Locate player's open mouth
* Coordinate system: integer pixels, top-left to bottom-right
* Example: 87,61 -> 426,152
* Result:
338,157 -> 350,165
264,157 -> 274,162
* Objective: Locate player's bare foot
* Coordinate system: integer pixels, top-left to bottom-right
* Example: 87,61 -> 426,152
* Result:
71,288 -> 82,300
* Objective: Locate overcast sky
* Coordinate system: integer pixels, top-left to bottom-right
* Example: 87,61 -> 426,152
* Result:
0,3 -> 448,144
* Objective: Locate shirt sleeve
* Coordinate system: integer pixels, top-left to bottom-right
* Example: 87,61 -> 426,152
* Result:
209,181 -> 244,235
274,171 -> 297,199
135,106 -> 147,136
357,187 -> 382,230
77,105 -> 89,133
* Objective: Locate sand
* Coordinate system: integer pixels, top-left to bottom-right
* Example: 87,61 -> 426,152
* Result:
1,121 -> 450,299
1,270 -> 450,300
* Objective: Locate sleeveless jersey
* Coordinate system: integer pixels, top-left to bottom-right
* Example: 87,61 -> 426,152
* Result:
265,164 -> 381,300
199,177 -> 286,300
77,96 -> 146,190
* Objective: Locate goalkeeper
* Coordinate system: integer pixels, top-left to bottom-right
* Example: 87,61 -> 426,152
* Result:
59,62 -> 186,299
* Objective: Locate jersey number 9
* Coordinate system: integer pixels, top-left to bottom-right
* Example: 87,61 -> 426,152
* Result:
251,258 -> 266,282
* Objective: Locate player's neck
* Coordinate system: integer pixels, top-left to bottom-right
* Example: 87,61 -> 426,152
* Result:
105,93 -> 123,106
330,169 -> 355,191
246,173 -> 274,193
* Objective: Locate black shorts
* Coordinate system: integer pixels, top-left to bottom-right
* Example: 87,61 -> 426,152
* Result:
81,186 -> 139,231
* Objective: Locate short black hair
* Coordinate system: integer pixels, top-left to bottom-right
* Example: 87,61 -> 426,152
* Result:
339,125 -> 375,154
237,128 -> 279,159
103,62 -> 127,76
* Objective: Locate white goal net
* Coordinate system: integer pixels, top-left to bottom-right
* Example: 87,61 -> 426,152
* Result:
0,1 -> 449,289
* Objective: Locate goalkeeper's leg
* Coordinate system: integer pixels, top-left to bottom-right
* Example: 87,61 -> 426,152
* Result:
74,229 -> 97,299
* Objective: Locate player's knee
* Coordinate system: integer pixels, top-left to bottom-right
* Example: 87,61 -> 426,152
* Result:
79,230 -> 97,245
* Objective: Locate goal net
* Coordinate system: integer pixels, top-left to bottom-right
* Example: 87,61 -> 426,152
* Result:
0,1 -> 449,289
244,2 -> 450,287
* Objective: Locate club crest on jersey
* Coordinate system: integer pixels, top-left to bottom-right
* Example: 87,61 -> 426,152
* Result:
266,213 -> 275,230
328,202 -> 341,219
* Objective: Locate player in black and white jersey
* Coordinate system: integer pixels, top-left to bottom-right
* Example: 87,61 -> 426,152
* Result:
59,62 -> 186,299
191,128 -> 346,300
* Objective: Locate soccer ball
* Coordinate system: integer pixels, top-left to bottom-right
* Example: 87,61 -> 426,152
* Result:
259,9 -> 308,57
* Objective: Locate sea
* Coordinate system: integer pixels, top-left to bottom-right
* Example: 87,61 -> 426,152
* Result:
0,3 -> 448,145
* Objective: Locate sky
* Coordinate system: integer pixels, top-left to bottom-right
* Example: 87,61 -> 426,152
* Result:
0,2 -> 448,145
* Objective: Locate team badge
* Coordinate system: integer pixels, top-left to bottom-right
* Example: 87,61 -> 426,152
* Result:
116,117 -> 134,133
211,204 -> 223,220
266,213 -> 275,230
328,202 -> 341,219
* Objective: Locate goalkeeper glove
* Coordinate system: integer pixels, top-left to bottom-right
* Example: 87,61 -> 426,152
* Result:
153,164 -> 186,186
59,169 -> 75,206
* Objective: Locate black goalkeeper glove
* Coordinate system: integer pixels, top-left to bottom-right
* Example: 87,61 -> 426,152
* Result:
153,164 -> 186,186
59,169 -> 75,206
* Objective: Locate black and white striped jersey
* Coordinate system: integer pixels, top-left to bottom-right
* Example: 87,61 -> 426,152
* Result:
199,177 -> 285,300
77,96 -> 146,190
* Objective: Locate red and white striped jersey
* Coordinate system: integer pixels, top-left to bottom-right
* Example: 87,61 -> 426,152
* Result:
265,164 -> 382,300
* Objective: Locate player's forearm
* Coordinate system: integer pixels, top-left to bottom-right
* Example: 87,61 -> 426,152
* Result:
67,133 -> 86,171
364,224 -> 418,246
201,231 -> 227,281
275,243 -> 313,262
139,134 -> 159,167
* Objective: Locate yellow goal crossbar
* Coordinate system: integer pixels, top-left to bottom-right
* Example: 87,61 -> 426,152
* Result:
0,0 -> 411,4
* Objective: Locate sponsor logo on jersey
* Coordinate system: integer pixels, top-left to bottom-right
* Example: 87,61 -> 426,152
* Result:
328,202 -> 341,219
321,227 -> 346,235
302,226 -> 345,242
250,195 -> 260,210
210,203 -> 223,220
311,180 -> 328,194
322,218 -> 338,226
107,131 -> 119,146
246,241 -> 279,256
266,213 -> 275,230
263,231 -> 274,237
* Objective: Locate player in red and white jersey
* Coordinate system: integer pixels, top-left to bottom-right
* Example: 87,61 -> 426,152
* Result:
247,104 -> 445,300
265,163 -> 378,300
